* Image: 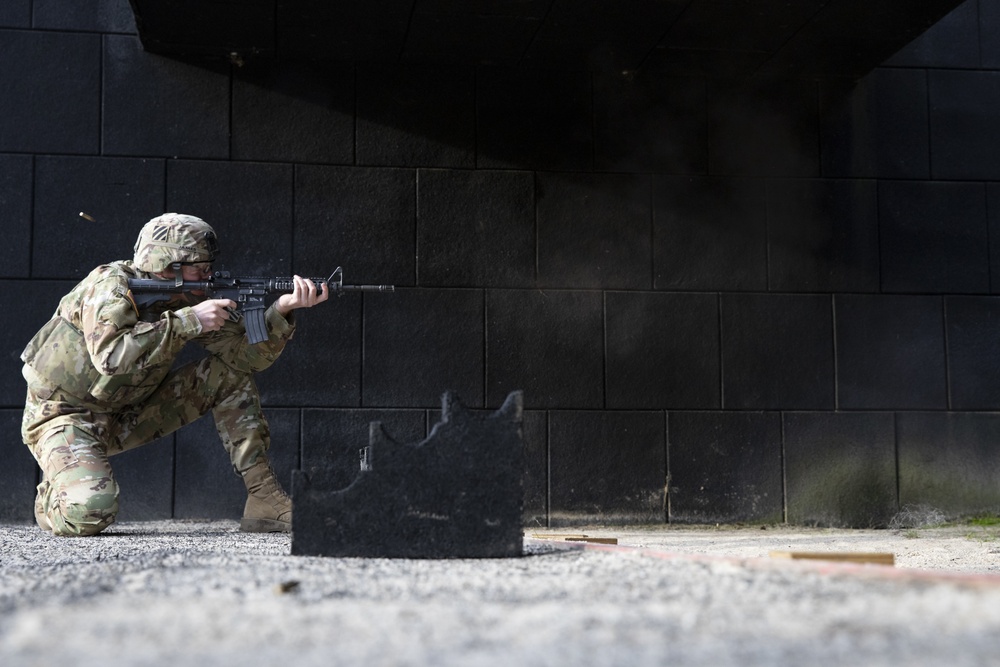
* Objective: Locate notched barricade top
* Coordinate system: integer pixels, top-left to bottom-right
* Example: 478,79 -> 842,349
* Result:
292,391 -> 525,559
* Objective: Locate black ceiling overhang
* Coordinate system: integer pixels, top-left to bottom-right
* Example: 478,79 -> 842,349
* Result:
128,0 -> 965,80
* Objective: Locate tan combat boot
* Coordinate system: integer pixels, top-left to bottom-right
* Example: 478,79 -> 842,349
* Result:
239,458 -> 292,533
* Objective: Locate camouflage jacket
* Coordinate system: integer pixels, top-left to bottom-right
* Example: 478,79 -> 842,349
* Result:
21,260 -> 295,410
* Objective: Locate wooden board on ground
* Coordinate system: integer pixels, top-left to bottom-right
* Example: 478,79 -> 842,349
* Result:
769,551 -> 895,566
532,533 -> 619,545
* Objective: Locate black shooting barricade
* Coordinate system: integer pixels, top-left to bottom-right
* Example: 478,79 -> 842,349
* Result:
292,391 -> 524,558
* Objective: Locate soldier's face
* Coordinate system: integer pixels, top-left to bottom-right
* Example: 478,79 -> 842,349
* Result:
181,262 -> 213,279
157,263 -> 213,297
159,263 -> 213,281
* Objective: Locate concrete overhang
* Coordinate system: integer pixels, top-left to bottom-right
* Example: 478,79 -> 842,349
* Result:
128,0 -> 965,79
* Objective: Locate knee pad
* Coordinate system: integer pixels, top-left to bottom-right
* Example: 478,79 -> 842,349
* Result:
32,424 -> 118,537
49,475 -> 120,537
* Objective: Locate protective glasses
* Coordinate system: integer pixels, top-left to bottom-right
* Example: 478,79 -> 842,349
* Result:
178,262 -> 214,277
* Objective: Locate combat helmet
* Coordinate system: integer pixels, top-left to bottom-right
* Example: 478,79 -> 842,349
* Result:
133,213 -> 219,273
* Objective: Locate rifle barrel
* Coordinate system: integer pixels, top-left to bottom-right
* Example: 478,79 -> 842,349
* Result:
268,278 -> 394,293
335,284 -> 395,292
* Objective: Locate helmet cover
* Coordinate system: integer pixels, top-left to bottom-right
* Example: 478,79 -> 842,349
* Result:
133,213 -> 219,273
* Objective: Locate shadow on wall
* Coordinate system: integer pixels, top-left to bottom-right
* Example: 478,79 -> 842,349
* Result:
95,30 -> 898,297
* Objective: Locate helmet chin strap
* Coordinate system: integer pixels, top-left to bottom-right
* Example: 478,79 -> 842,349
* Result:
171,263 -> 184,287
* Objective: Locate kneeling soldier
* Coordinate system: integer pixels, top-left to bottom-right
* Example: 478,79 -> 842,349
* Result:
20,213 -> 327,536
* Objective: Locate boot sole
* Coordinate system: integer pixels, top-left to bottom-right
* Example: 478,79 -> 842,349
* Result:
240,517 -> 291,533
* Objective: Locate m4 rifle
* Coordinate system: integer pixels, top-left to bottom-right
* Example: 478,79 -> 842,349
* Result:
127,266 -> 394,344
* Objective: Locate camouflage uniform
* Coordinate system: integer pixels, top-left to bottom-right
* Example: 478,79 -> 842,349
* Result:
20,214 -> 295,536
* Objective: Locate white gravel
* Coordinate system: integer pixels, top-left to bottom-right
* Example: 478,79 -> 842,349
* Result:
1,520 -> 999,667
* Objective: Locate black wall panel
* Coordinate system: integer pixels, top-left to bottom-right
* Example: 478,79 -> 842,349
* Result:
784,412 -> 897,527
707,79 -> 820,178
103,34 -> 230,158
486,289 -> 603,409
652,176 -> 768,291
526,0 -> 687,69
519,410 -> 548,527
767,178 -> 879,292
363,288 -> 485,408
983,0 -> 1000,68
231,63 -> 355,165
605,291 -> 720,410
0,2 -> 30,27
34,156 -> 165,278
403,10 -> 533,67
990,183 -> 1000,294
173,414 -> 244,519
536,172 -> 652,290
33,0 -> 136,32
820,69 -> 930,179
0,30 -> 101,154
256,293 -> 363,407
721,294 -> 835,410
593,71 -> 707,174
356,64 -> 476,169
7,0 -> 1000,526
929,70 -> 1000,180
664,0 -> 826,53
549,410 -> 666,525
878,180 -> 989,294
836,295 -> 947,410
0,409 -> 37,523
477,68 -> 593,171
0,154 -> 32,279
668,411 -> 783,524
883,0 -> 981,68
112,435 -> 174,521
898,412 -> 1000,516
294,165 -> 416,286
417,169 -> 534,287
276,1 -> 411,63
946,296 -> 1000,409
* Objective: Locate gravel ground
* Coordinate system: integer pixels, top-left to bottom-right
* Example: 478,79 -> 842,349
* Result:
2,520 -> 999,667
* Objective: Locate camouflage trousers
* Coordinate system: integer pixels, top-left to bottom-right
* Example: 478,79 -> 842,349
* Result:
21,355 -> 271,537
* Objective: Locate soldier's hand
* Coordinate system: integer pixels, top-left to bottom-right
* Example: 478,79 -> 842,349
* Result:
275,275 -> 329,317
192,299 -> 237,332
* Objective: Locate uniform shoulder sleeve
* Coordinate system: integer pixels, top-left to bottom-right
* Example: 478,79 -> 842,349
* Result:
78,264 -> 201,375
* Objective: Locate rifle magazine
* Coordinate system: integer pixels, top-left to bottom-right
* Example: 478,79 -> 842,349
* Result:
244,306 -> 269,345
